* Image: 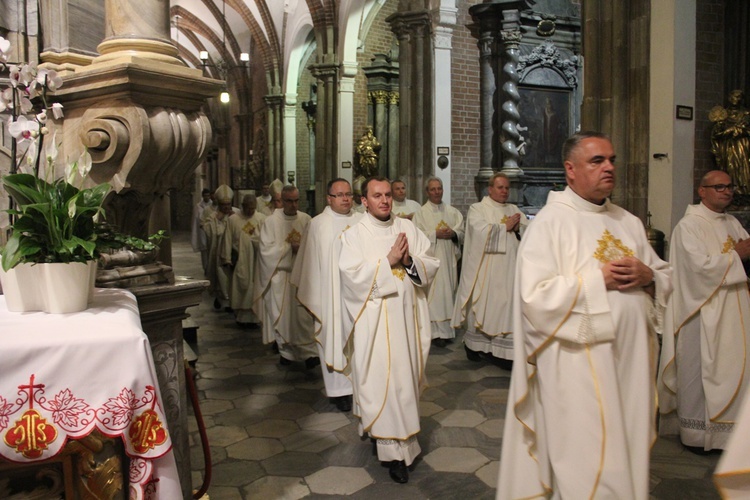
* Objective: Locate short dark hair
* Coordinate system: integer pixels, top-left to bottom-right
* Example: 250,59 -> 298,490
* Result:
361,176 -> 390,198
561,131 -> 611,163
201,188 -> 211,195
281,185 -> 298,197
327,177 -> 350,195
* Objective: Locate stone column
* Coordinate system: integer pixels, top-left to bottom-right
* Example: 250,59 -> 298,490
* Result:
264,94 -> 284,181
309,63 -> 339,211
49,2 -> 223,497
389,11 -> 434,201
387,91 -> 400,181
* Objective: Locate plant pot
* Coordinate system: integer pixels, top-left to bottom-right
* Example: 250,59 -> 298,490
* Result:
0,261 -> 94,313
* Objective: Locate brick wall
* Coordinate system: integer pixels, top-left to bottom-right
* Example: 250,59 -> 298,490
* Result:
694,0 -> 725,196
450,0 -> 483,215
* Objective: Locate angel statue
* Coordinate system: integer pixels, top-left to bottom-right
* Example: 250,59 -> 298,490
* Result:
355,127 -> 381,178
710,89 -> 750,195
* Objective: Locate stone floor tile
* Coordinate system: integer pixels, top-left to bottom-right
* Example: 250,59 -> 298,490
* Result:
297,411 -> 351,432
305,466 -> 374,495
243,476 -> 310,500
263,401 -> 316,420
196,398 -> 234,416
245,418 -> 299,438
261,451 -> 326,477
226,437 -> 284,461
200,485 -> 243,500
282,430 -> 339,453
200,367 -> 241,379
433,409 -> 487,427
476,418 -> 503,439
423,446 -> 491,473
419,400 -> 443,417
210,460 -> 265,487
476,460 -> 499,487
233,393 -> 280,410
204,386 -> 252,400
205,425 -> 249,447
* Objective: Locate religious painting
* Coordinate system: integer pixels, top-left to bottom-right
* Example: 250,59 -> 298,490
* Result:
518,87 -> 572,170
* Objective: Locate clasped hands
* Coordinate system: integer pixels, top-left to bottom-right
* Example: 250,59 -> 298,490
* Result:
602,256 -> 654,292
436,227 -> 454,240
388,232 -> 413,268
505,213 -> 522,232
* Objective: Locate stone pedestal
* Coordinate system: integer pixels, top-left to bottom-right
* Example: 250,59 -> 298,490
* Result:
130,279 -> 209,499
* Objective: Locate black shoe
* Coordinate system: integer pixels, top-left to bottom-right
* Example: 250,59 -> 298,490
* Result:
388,460 -> 408,483
271,342 -> 279,354
332,395 -> 352,412
213,298 -> 222,310
465,345 -> 482,362
279,356 -> 292,366
432,338 -> 448,348
305,356 -> 321,370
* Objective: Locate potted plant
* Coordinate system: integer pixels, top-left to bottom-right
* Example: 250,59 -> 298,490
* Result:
0,37 -> 111,313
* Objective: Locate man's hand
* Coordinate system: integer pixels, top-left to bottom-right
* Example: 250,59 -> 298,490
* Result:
735,238 -> 750,260
505,213 -> 521,232
291,242 -> 300,255
436,227 -> 454,240
602,256 -> 654,292
388,232 -> 410,267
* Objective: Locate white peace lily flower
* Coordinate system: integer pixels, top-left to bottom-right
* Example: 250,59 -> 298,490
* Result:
51,102 -> 64,119
68,198 -> 77,218
77,149 -> 92,178
24,140 -> 37,168
0,36 -> 9,61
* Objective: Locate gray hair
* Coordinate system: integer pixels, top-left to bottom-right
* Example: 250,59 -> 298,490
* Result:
561,131 -> 611,163
424,176 -> 443,191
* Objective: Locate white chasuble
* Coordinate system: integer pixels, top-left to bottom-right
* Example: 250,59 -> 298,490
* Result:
339,214 -> 439,447
291,207 -> 362,396
452,197 -> 527,357
222,211 -> 266,321
202,208 -> 239,303
392,199 -> 421,219
256,210 -> 315,358
497,187 -> 671,500
658,202 -> 750,450
413,202 -> 464,339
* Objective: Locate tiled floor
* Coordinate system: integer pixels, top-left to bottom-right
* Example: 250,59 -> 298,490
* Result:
170,231 -> 721,499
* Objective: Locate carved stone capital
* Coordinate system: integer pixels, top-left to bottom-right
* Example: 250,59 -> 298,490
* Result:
501,29 -> 522,47
369,90 -> 390,104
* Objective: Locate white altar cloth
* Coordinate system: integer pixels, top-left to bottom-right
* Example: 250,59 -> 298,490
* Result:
0,288 -> 180,499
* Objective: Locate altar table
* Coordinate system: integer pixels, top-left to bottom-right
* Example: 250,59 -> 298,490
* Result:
0,288 -> 181,499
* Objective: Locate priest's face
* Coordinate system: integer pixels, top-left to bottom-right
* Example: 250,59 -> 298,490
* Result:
282,189 -> 300,216
362,179 -> 393,221
488,176 -> 510,203
328,180 -> 353,215
699,170 -> 734,213
426,180 -> 443,205
242,199 -> 257,217
564,137 -> 616,205
392,181 -> 407,202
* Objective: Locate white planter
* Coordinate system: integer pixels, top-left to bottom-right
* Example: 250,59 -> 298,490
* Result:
0,262 -> 94,313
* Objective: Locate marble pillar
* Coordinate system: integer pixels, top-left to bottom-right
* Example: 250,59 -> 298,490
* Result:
310,63 -> 339,212
44,1 -> 223,497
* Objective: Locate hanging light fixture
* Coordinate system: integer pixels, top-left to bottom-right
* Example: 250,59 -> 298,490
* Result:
198,0 -> 249,104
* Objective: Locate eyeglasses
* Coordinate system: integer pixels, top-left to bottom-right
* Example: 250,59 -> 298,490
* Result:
328,192 -> 354,198
702,184 -> 735,192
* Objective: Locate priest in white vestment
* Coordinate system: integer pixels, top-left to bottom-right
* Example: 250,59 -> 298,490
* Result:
221,194 -> 266,326
413,177 -> 464,346
715,387 -> 750,497
339,177 -> 439,484
291,178 -> 362,412
391,179 -> 421,220
351,175 -> 366,214
497,132 -> 672,500
202,184 -> 239,311
451,172 -> 527,363
256,185 -> 316,366
191,188 -> 214,274
658,169 -> 750,451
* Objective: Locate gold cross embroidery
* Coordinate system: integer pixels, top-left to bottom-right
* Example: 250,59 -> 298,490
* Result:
242,221 -> 256,235
436,220 -> 449,231
593,229 -> 635,263
722,235 -> 737,254
286,229 -> 301,246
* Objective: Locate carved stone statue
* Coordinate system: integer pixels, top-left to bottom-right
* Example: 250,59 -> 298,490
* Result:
355,127 -> 381,178
710,89 -> 750,194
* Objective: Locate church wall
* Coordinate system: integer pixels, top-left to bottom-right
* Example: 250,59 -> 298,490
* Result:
449,0 -> 483,215
354,0 -> 399,172
296,68 -> 314,209
693,0 -> 726,198
249,45 -> 270,187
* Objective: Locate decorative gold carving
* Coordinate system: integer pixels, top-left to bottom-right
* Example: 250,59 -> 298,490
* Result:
388,92 -> 400,105
369,90 -> 389,104
593,229 -> 635,263
722,235 -> 737,254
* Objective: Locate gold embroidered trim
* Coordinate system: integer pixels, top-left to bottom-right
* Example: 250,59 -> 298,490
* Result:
285,228 -> 301,245
242,221 -> 256,235
391,266 -> 406,281
436,220 -> 449,231
500,215 -> 509,224
593,229 -> 634,263
722,235 -> 737,254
